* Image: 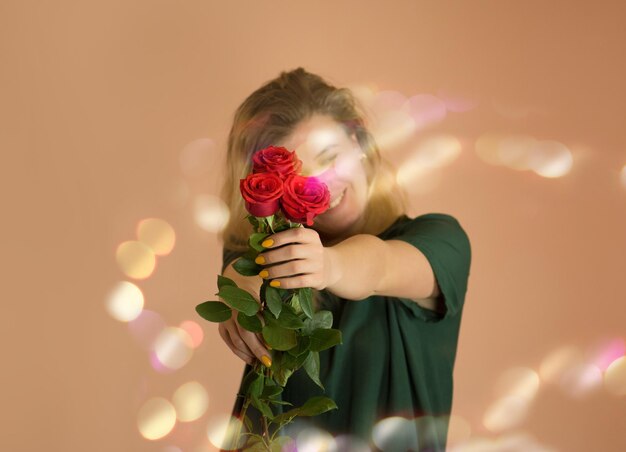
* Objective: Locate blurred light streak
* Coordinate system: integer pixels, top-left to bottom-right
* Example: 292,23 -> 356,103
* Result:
539,346 -> 584,384
475,133 -> 573,177
396,134 -> 462,190
604,356 -> 626,396
558,362 -> 603,398
370,108 -> 416,150
619,163 -> 626,189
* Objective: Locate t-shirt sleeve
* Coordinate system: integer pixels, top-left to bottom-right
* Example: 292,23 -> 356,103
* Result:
221,246 -> 248,274
390,213 -> 472,323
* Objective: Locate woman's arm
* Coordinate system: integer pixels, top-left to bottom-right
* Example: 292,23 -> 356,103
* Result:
326,234 -> 441,307
253,228 -> 441,310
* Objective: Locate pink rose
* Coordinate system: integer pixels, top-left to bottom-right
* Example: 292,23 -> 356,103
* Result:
280,174 -> 330,226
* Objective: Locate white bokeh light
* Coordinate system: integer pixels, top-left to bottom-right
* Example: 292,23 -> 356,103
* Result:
105,281 -> 144,322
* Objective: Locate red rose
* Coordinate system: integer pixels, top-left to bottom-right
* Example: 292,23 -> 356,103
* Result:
252,145 -> 303,180
280,174 -> 330,226
240,172 -> 284,217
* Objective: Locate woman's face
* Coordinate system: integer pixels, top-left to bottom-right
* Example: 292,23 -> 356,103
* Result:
276,114 -> 369,241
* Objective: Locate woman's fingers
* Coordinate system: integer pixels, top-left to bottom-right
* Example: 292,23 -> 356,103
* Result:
235,312 -> 273,367
218,321 -> 255,365
216,306 -> 273,368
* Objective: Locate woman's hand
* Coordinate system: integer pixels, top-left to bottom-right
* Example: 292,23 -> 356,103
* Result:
217,309 -> 272,368
255,227 -> 340,291
217,265 -> 272,368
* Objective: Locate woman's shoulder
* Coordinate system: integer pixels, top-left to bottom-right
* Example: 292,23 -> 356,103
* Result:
377,212 -> 465,237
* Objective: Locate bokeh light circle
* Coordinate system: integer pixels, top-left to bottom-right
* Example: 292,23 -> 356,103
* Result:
372,416 -> 418,451
193,194 -> 230,233
153,326 -> 194,370
172,381 -> 209,422
116,240 -> 156,279
604,356 -> 626,396
137,397 -> 177,440
105,281 -> 144,322
179,320 -> 204,348
137,218 -> 176,256
207,415 -> 245,450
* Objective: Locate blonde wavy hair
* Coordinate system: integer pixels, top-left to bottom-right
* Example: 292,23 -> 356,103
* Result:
219,67 -> 408,255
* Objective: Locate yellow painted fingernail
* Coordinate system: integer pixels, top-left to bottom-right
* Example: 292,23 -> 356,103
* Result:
261,239 -> 274,248
259,270 -> 269,278
261,355 -> 272,367
269,280 -> 281,287
255,255 -> 265,264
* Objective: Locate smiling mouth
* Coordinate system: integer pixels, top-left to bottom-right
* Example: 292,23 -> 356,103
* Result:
328,189 -> 346,209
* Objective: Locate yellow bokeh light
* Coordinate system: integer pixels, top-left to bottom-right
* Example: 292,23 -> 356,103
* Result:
475,133 -> 572,178
396,134 -> 462,191
530,140 -> 573,178
153,326 -> 194,370
105,281 -> 144,322
482,394 -> 531,433
207,415 -> 245,450
497,134 -> 539,171
115,240 -> 156,279
137,397 -> 177,440
539,346 -> 584,384
620,164 -> 626,189
604,356 -> 626,396
494,367 -> 540,401
194,194 -> 230,233
475,133 -> 506,166
172,381 -> 209,422
137,218 -> 176,256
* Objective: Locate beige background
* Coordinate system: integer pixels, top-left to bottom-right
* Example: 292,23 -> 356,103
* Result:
2,1 -> 625,451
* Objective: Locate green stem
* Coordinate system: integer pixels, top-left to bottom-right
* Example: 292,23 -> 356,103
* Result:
261,364 -> 272,447
235,397 -> 251,449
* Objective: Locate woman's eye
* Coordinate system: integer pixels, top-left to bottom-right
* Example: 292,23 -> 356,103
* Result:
320,154 -> 338,165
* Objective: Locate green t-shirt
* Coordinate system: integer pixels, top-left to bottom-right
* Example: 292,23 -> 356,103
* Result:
221,213 -> 472,451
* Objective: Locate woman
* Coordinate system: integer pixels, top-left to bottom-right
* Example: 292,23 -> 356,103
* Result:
217,67 -> 472,451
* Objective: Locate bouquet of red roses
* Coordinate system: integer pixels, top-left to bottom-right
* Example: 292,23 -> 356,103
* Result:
196,146 -> 342,451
